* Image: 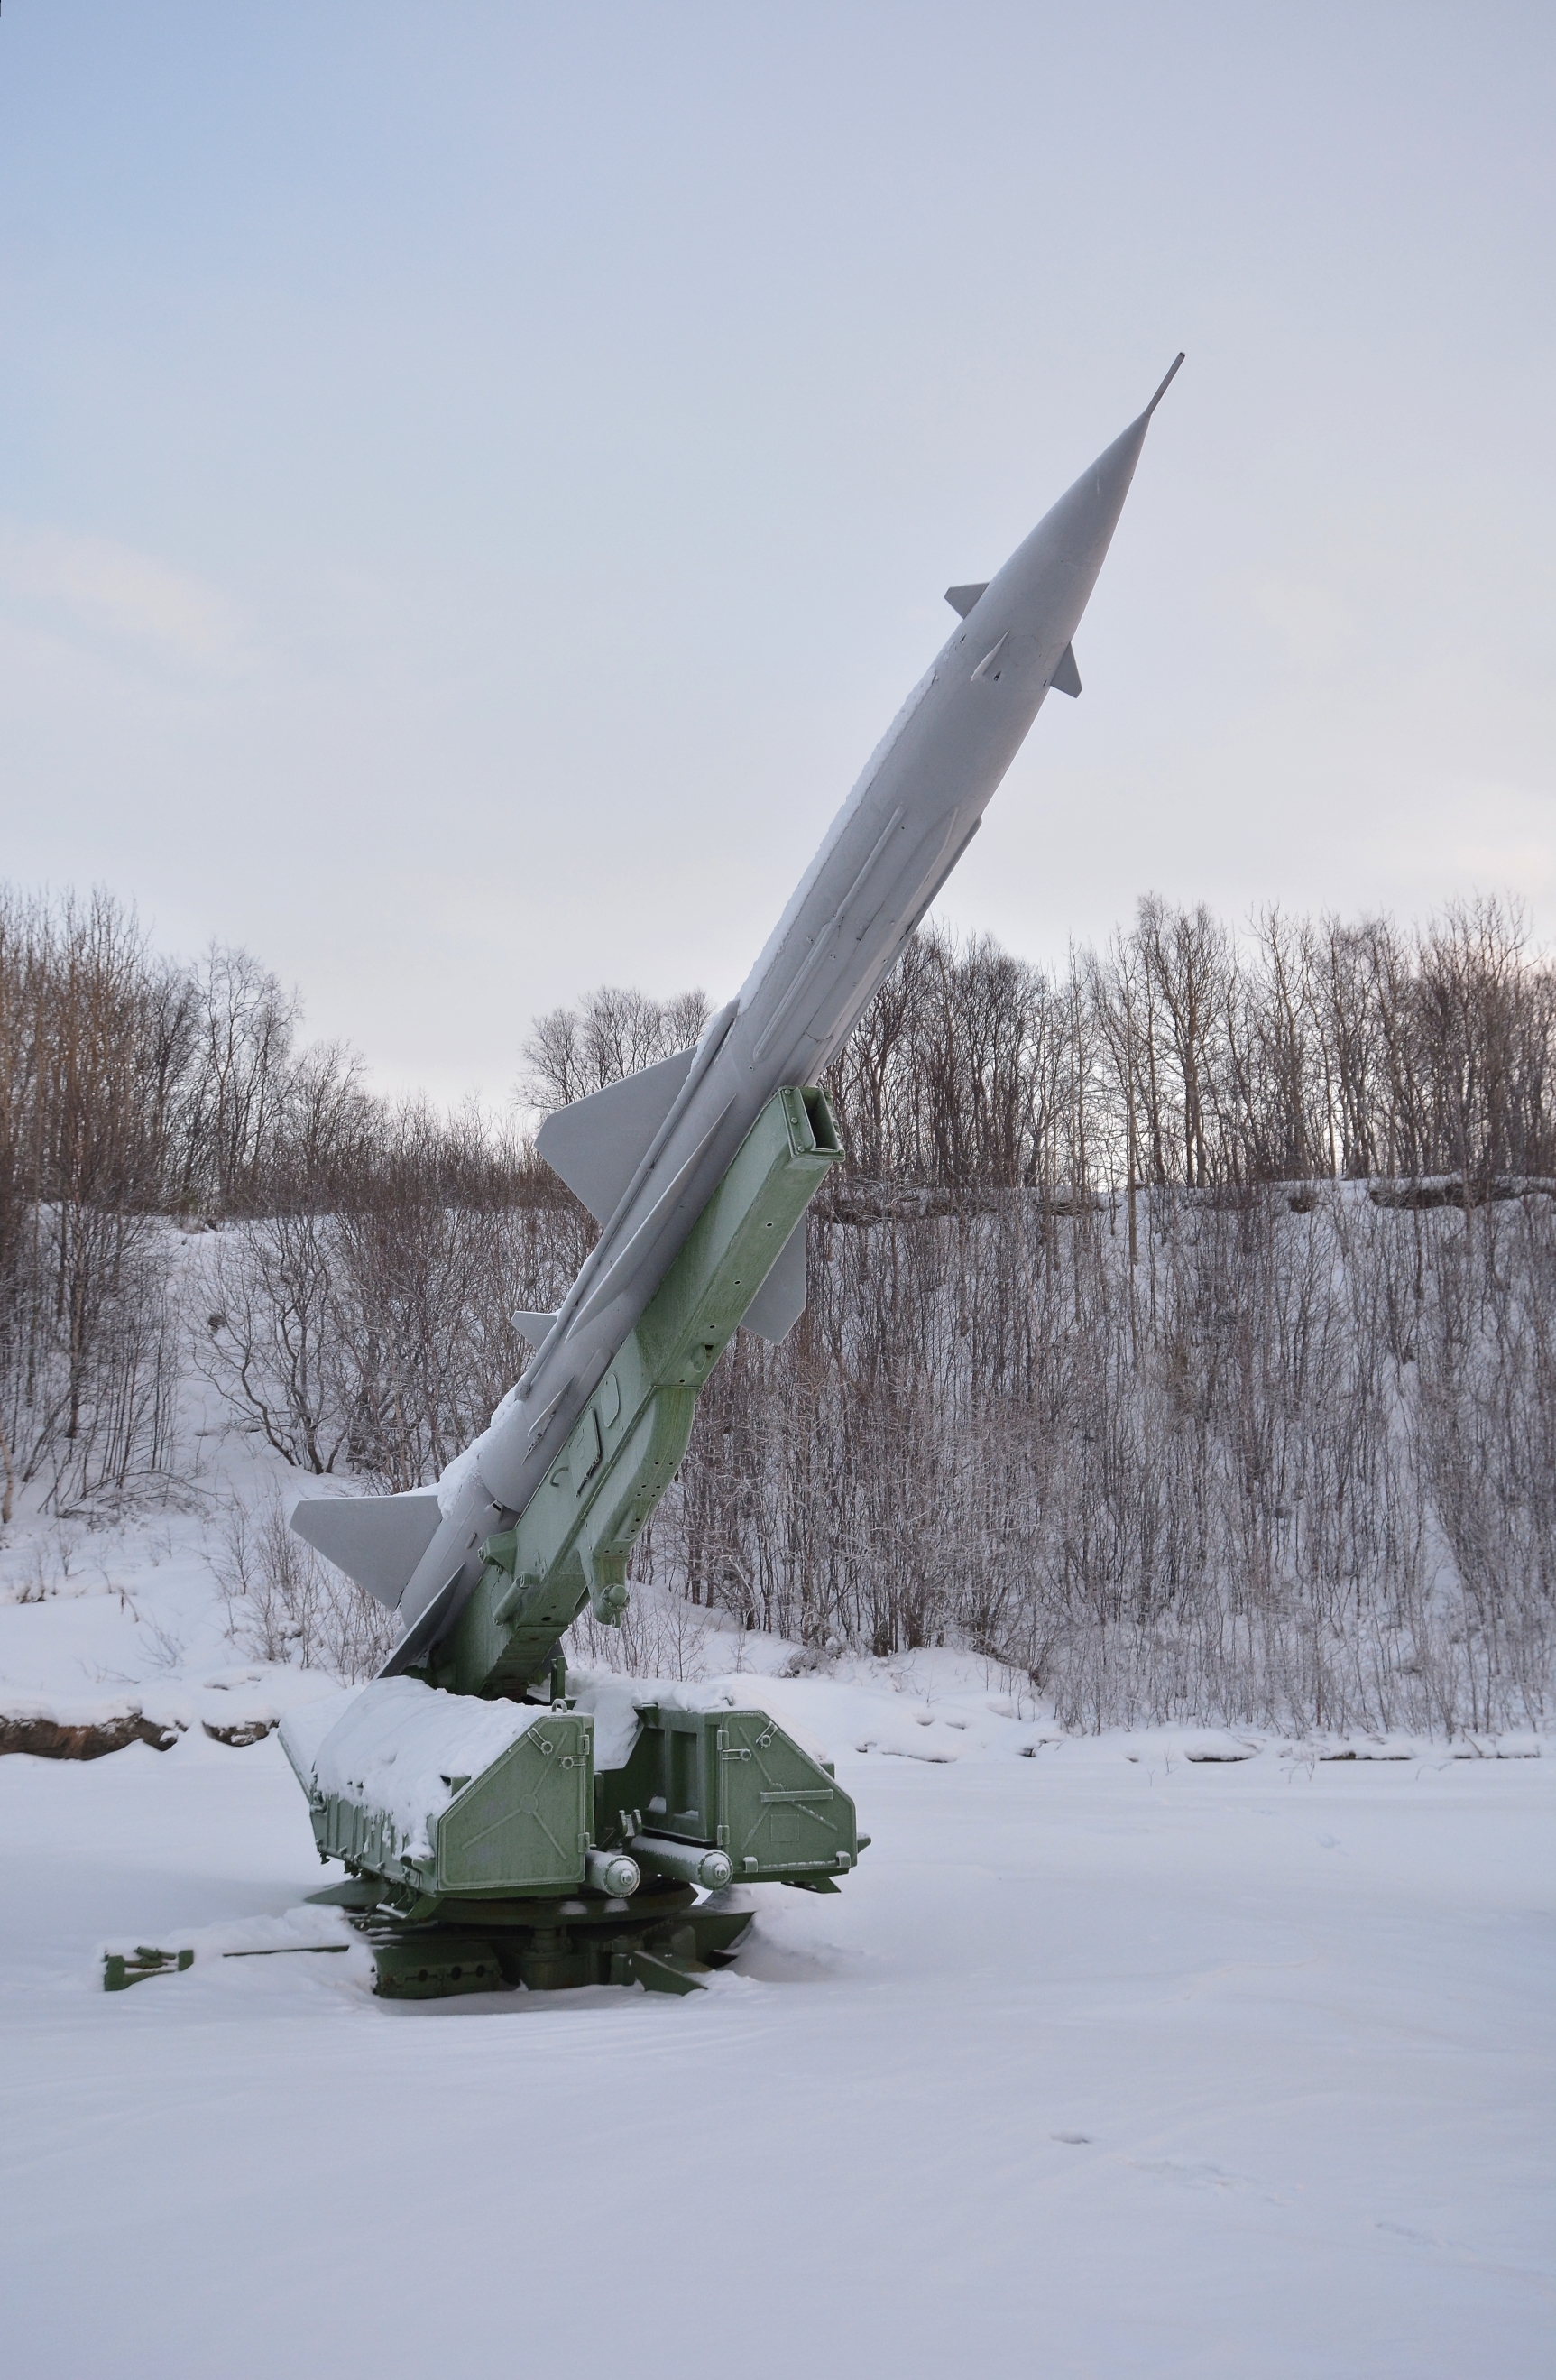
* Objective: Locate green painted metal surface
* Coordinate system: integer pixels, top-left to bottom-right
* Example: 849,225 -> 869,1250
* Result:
302,1711 -> 594,1902
117,1718 -> 858,2004
350,1891 -> 753,1999
103,1946 -> 194,1991
601,1707 -> 861,1884
300,1702 -> 860,1920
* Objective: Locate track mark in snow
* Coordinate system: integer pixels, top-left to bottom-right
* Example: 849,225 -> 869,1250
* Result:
1129,2157 -> 1287,2204
1375,2221 -> 1553,2289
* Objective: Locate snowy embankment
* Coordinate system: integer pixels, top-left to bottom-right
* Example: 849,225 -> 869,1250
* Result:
1,1464 -> 1552,2379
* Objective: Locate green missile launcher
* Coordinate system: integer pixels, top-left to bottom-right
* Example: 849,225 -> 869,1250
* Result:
278,1087 -> 865,1998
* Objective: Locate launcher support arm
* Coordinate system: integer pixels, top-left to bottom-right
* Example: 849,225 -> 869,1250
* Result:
433,1086 -> 842,1699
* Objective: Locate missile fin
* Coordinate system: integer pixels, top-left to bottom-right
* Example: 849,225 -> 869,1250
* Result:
536,1045 -> 697,1225
1050,641 -> 1082,698
512,1310 -> 559,1346
377,1565 -> 466,1677
742,1214 -> 808,1343
291,1490 -> 444,1609
944,582 -> 989,619
971,632 -> 1009,684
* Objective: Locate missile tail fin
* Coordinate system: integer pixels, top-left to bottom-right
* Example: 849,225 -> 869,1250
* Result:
376,1566 -> 465,1677
944,582 -> 989,619
291,1490 -> 444,1609
1050,641 -> 1082,698
536,1044 -> 697,1225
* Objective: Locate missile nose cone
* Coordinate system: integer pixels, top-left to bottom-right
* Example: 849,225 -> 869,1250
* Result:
1013,352 -> 1183,608
1090,352 -> 1185,494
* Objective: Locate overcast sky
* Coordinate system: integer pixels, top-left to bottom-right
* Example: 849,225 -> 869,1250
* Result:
2,4 -> 1551,1103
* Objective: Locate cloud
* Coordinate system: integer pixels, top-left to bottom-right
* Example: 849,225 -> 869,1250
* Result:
0,521 -> 244,666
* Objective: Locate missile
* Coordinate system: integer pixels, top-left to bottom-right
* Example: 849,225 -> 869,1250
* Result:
294,358 -> 1182,1670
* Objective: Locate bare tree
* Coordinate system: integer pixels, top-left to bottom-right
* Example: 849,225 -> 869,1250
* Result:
519,983 -> 711,1113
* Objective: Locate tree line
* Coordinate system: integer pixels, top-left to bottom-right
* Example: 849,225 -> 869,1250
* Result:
827,892 -> 1554,1199
2,880 -> 1551,1733
661,896 -> 1554,1734
0,886 -> 548,1509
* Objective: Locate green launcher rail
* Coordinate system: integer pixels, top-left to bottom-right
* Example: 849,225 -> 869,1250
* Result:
435,1084 -> 842,1701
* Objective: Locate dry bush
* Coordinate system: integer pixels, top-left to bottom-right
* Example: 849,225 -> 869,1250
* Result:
198,1195 -> 592,1489
564,1587 -> 717,1683
208,1488 -> 397,1680
0,892 -> 180,1511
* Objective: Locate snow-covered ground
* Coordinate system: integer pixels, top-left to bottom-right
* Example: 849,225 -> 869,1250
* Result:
0,1464 -> 1551,2377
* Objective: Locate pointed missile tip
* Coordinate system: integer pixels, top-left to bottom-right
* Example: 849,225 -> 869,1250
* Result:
1143,352 -> 1186,419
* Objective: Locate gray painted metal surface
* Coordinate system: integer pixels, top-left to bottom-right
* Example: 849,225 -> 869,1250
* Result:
294,359 -> 1182,1663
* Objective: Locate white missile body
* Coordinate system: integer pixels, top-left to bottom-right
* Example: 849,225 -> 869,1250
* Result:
294,360 -> 1182,1667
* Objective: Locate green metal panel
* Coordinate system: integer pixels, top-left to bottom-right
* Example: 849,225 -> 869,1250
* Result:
308,1788 -> 426,1891
716,1709 -> 859,1880
603,1704 -> 723,1843
443,1085 -> 842,1700
597,1707 -> 860,1884
300,1693 -> 852,1923
303,1712 -> 593,1900
433,1712 -> 591,1896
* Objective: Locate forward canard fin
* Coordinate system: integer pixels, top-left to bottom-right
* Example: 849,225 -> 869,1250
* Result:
536,1045 -> 697,1225
512,1310 -> 559,1345
1050,641 -> 1082,698
944,582 -> 989,619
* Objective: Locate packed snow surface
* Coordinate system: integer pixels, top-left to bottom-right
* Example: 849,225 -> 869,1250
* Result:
2,1670 -> 1551,2377
279,1677 -> 548,1857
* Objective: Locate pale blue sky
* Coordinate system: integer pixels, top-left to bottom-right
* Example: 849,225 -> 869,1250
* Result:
2,3 -> 1551,1100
